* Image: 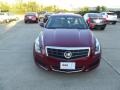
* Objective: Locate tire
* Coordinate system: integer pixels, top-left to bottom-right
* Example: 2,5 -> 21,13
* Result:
24,21 -> 27,24
101,25 -> 106,30
36,20 -> 38,23
101,27 -> 105,30
112,21 -> 117,25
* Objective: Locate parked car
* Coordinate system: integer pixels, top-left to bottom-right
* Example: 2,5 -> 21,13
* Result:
0,12 -> 10,23
7,12 -> 18,21
0,13 -> 4,23
101,12 -> 118,24
84,13 -> 107,30
33,13 -> 101,73
24,12 -> 38,23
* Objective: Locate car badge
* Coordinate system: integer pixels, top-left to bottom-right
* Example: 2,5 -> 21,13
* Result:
64,51 -> 72,59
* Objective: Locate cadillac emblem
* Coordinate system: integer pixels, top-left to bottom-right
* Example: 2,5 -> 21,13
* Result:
64,51 -> 72,59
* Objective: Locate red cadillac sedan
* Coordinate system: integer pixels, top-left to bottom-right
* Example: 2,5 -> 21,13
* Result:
33,13 -> 101,73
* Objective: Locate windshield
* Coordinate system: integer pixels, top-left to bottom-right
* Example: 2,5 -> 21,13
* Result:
26,12 -> 36,16
45,16 -> 88,29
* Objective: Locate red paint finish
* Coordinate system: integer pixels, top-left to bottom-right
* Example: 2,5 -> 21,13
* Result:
33,14 -> 101,73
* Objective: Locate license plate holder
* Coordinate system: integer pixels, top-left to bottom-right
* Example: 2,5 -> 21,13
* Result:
60,62 -> 75,70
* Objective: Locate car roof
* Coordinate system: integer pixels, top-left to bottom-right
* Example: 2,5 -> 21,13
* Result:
51,13 -> 82,17
26,12 -> 37,15
102,12 -> 114,13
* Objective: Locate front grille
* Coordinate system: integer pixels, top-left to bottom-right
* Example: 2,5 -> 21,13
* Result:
46,46 -> 90,60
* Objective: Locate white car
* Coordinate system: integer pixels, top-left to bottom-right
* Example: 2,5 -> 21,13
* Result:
101,12 -> 118,24
0,12 -> 9,23
7,13 -> 18,21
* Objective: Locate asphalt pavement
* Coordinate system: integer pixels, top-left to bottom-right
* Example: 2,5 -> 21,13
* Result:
0,19 -> 120,90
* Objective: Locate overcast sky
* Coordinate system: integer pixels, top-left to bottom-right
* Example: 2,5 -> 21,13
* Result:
3,0 -> 120,10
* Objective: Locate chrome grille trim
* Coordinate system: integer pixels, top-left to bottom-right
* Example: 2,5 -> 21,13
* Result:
45,46 -> 90,59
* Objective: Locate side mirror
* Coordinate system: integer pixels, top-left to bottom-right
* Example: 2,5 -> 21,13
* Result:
39,22 -> 44,27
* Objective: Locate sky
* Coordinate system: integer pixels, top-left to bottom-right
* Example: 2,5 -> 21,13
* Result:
3,0 -> 120,10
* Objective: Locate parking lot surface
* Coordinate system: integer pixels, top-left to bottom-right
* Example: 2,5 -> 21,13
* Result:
0,19 -> 120,90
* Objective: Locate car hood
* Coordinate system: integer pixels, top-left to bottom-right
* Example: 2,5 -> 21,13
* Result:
41,29 -> 94,47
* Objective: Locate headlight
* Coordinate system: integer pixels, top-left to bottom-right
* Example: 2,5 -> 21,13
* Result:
95,38 -> 101,54
35,37 -> 41,53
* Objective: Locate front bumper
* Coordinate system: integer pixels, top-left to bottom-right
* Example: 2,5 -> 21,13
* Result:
90,23 -> 106,26
89,23 -> 106,29
33,49 -> 101,73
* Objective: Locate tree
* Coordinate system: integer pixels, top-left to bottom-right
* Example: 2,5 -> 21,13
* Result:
84,7 -> 89,12
101,6 -> 107,11
27,1 -> 39,12
0,2 -> 10,11
96,6 -> 107,12
80,7 -> 90,15
96,6 -> 101,12
0,1 -> 69,14
42,5 -> 60,12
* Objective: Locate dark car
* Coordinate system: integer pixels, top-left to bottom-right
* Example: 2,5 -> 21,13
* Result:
33,13 -> 101,73
24,12 -> 38,23
43,13 -> 53,23
84,13 -> 107,30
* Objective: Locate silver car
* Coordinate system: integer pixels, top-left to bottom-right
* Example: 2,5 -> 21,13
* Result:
84,13 -> 107,30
